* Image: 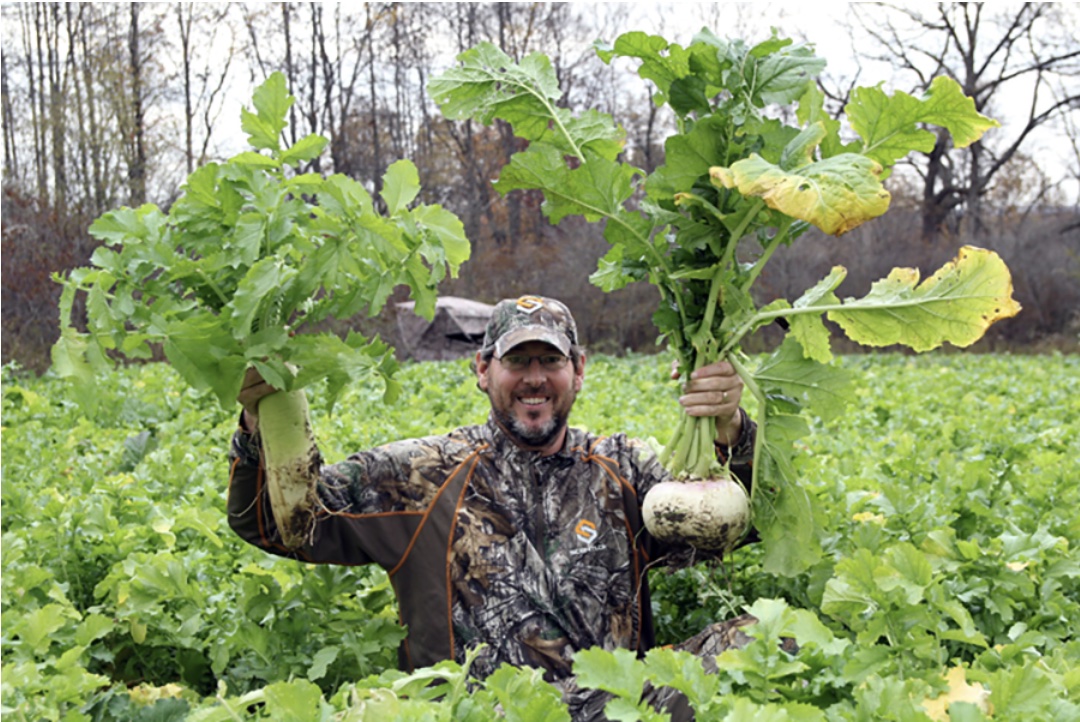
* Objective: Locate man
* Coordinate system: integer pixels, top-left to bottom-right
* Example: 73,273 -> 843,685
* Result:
228,295 -> 757,719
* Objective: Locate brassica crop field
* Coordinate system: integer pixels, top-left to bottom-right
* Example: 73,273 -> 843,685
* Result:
3,353 -> 1078,721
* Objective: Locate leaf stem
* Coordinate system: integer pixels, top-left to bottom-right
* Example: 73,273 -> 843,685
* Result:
196,268 -> 230,307
727,352 -> 765,505
726,199 -> 765,252
699,264 -> 727,349
501,73 -> 584,161
741,217 -> 794,293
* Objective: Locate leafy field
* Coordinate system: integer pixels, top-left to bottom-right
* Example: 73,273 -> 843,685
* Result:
3,353 -> 1078,720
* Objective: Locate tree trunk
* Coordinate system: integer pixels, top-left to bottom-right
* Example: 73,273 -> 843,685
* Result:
27,4 -> 49,206
78,8 -> 105,213
65,4 -> 91,212
47,4 -> 67,211
281,2 -> 297,148
2,45 -> 17,181
177,3 -> 194,174
127,2 -> 146,205
366,3 -> 382,196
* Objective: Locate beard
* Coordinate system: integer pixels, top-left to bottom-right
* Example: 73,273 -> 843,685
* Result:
492,405 -> 568,450
487,378 -> 577,452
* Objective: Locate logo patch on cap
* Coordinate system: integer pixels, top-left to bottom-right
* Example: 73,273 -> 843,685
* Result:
516,296 -> 544,313
481,295 -> 579,359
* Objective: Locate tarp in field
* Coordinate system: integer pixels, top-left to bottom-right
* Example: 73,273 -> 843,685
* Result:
395,297 -> 494,361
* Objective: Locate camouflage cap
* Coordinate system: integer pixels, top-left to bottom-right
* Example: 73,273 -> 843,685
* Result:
482,296 -> 579,359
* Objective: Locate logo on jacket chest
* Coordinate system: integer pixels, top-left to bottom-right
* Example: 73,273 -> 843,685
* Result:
570,518 -> 606,556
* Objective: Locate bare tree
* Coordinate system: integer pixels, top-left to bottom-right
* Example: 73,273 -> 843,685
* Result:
175,3 -> 235,174
1061,99 -> 1080,234
1,46 -> 16,182
850,2 -> 1080,240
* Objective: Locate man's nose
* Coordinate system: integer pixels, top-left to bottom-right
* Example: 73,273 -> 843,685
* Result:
522,358 -> 546,384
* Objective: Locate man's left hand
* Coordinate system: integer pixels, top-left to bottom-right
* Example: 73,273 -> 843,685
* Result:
673,360 -> 744,446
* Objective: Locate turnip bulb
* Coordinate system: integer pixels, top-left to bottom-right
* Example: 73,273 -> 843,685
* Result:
642,475 -> 750,552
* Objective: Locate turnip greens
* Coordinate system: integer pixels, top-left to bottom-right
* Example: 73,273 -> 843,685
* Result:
429,31 -> 1020,574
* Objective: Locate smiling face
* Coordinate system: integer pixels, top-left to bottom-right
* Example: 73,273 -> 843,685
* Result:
476,340 -> 585,455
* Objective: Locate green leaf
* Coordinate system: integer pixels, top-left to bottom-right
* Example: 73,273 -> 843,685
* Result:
645,114 -> 730,199
261,679 -> 328,722
987,661 -> 1056,716
748,43 -> 825,107
642,648 -> 719,711
754,454 -> 822,576
51,328 -> 96,386
230,258 -> 296,336
229,151 -> 279,169
796,84 -> 851,159
878,543 -> 933,604
787,313 -> 834,365
88,204 -> 164,245
289,333 -> 401,412
827,246 -> 1022,352
279,134 -> 328,167
753,336 -> 853,422
162,314 -> 246,406
785,267 -> 847,363
493,145 -> 642,231
17,603 -> 69,653
602,697 -> 654,722
307,646 -> 339,681
711,153 -> 891,236
428,43 -> 561,141
598,32 -> 691,104
319,173 -> 374,218
589,246 -> 638,292
849,76 -> 1000,169
780,123 -> 828,171
243,72 -> 292,151
230,214 -> 266,269
821,549 -> 880,625
382,159 -> 421,216
429,42 -> 622,160
75,613 -> 116,647
410,204 -> 471,272
483,665 -> 571,722
572,647 -> 647,701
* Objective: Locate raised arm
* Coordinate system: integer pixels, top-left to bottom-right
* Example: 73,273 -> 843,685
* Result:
230,367 -> 321,550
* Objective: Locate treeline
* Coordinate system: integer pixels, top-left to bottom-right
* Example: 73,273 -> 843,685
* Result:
2,2 -> 1078,371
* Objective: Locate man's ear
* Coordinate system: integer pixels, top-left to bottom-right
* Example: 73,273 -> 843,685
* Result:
573,352 -> 586,391
475,351 -> 490,391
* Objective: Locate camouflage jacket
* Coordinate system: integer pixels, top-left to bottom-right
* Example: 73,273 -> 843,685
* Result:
227,414 -> 755,683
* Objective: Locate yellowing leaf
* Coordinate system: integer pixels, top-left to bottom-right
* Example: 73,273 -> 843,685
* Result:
827,246 -> 1021,352
152,517 -> 177,549
130,619 -> 148,644
710,154 -> 891,235
922,666 -> 991,721
852,512 -> 887,525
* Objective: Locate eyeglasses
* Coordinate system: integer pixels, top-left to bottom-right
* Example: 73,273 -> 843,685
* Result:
498,353 -> 570,371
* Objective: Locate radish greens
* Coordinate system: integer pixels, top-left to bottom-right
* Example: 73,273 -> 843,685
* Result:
53,72 -> 469,413
53,73 -> 470,548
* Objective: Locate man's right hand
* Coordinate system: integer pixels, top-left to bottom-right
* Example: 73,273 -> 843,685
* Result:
237,367 -> 278,432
